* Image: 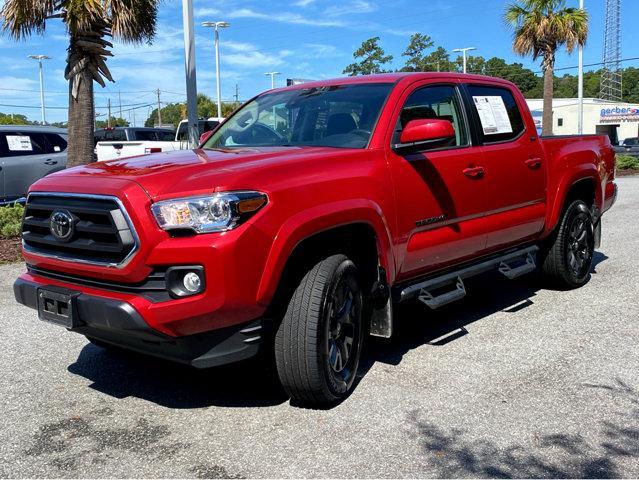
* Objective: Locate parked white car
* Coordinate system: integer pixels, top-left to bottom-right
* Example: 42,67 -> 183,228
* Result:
96,118 -> 224,162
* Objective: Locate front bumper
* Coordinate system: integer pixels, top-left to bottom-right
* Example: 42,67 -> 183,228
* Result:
14,277 -> 263,368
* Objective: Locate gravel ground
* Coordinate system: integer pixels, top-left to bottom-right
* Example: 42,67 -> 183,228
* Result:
1,177 -> 637,478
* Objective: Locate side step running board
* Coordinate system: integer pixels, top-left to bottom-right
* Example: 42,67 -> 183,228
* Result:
397,246 -> 538,308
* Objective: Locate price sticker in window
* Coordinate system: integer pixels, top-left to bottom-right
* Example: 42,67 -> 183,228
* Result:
6,135 -> 33,151
472,96 -> 513,135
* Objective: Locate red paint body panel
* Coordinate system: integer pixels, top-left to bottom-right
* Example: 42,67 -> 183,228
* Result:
18,73 -> 617,339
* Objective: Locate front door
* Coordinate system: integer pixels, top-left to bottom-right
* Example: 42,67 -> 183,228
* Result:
387,82 -> 490,280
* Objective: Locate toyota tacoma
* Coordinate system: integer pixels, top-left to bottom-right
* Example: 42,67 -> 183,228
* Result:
14,73 -> 618,406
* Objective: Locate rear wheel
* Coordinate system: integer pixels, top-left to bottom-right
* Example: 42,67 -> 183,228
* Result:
539,200 -> 595,289
274,254 -> 364,407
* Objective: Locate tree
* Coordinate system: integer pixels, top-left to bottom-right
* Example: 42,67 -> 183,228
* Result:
1,0 -> 160,167
454,55 -> 485,74
401,33 -> 435,72
343,37 -> 393,76
95,116 -> 129,128
144,95 -> 240,128
505,0 -> 588,135
0,112 -> 32,125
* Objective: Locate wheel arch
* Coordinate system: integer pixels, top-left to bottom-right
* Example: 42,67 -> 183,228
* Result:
545,168 -> 601,236
256,200 -> 394,310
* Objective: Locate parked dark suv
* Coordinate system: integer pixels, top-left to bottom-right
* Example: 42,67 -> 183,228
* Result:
0,125 -> 67,205
614,137 -> 639,157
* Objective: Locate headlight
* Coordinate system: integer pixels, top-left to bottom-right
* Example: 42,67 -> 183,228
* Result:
151,191 -> 267,233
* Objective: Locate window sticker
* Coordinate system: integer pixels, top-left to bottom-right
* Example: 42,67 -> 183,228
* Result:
472,96 -> 513,135
6,135 -> 33,151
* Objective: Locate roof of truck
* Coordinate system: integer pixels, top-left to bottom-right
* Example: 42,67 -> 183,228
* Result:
273,72 -> 515,93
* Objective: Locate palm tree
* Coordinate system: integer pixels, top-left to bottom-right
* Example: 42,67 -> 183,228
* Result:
1,1 -> 160,167
505,0 -> 588,136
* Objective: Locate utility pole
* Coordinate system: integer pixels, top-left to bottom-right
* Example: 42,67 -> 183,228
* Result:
234,83 -> 239,104
118,91 -> 123,119
156,89 -> 163,127
577,0 -> 585,134
107,99 -> 112,127
183,0 -> 199,147
202,21 -> 230,120
28,55 -> 50,125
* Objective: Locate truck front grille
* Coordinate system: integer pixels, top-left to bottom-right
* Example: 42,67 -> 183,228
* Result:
22,193 -> 139,267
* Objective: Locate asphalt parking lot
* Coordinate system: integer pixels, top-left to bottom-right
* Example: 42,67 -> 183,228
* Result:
1,177 -> 637,478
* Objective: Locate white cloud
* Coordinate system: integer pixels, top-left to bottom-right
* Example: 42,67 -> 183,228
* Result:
323,1 -> 376,17
227,8 -> 347,27
293,0 -> 316,6
194,7 -> 222,18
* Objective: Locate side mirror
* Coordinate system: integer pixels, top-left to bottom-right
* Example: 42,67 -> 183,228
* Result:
393,119 -> 456,154
199,130 -> 214,146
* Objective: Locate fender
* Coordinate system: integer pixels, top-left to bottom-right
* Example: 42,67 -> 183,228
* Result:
544,163 -> 602,237
255,199 -> 394,306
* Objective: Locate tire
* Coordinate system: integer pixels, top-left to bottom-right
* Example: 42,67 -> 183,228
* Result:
539,200 -> 595,289
274,254 -> 364,406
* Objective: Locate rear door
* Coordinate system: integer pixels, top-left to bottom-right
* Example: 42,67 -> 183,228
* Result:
386,81 -> 490,279
464,83 -> 546,250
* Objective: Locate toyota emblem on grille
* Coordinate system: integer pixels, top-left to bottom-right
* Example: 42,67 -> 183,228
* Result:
49,210 -> 75,242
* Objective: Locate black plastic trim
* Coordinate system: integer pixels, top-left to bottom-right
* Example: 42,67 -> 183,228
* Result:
14,277 -> 262,368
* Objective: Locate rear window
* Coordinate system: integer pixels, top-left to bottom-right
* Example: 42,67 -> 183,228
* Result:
104,129 -> 127,141
44,133 -> 67,153
467,85 -> 525,143
157,130 -> 175,141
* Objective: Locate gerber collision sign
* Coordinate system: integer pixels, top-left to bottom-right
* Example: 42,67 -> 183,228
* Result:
600,106 -> 639,123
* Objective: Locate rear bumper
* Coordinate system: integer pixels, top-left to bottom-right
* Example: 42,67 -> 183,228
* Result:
13,277 -> 263,368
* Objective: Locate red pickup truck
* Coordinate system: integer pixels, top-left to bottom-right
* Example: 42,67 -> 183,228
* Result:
14,73 -> 617,406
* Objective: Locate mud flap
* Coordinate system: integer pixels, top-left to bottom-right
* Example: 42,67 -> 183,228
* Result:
370,296 -> 392,338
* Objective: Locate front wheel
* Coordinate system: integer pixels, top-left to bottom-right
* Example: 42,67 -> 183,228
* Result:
274,254 -> 364,407
538,200 -> 595,289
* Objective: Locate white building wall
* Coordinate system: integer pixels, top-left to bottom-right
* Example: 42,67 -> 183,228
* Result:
525,98 -> 639,142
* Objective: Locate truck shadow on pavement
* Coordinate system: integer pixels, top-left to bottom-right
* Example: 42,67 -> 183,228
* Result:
406,378 -> 639,478
68,252 -> 608,410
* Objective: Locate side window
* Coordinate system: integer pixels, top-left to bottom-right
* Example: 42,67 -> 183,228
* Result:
135,130 -> 157,141
44,133 -> 67,153
112,129 -> 127,141
157,130 -> 175,141
94,130 -> 105,145
0,132 -> 47,157
467,85 -> 525,143
398,85 -> 468,148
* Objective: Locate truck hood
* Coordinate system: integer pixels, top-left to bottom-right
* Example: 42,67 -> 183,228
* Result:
56,147 -> 353,199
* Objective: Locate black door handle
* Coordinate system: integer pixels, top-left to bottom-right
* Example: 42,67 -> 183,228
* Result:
44,159 -> 58,165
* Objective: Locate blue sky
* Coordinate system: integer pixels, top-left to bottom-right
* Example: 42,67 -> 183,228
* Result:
0,0 -> 637,125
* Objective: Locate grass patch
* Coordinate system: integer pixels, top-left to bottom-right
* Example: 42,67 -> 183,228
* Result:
616,154 -> 639,171
0,203 -> 24,239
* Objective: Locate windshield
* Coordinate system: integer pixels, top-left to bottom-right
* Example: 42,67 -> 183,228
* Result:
176,120 -> 220,142
203,83 -> 392,150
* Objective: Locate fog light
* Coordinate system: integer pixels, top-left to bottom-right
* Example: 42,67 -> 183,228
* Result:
183,272 -> 202,293
165,266 -> 205,298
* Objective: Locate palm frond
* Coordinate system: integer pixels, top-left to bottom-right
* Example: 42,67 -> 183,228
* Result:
0,0 -> 57,39
107,0 -> 160,43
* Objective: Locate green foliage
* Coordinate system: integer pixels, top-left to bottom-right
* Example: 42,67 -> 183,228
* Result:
401,33 -> 435,72
616,155 -> 639,171
95,116 -> 129,128
0,203 -> 24,239
343,37 -> 393,76
144,95 -> 240,128
0,112 -> 32,125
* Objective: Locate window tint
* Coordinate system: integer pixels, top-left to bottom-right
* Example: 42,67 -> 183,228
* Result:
157,130 -> 175,141
624,137 -> 638,146
104,129 -> 127,141
44,133 -> 67,153
0,132 -> 47,157
467,85 -> 525,143
397,85 -> 468,148
94,129 -> 105,146
135,130 -> 157,141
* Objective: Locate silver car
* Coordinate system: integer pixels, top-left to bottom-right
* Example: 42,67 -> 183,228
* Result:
0,125 -> 67,205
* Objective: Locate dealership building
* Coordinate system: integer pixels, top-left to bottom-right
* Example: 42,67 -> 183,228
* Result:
526,98 -> 639,144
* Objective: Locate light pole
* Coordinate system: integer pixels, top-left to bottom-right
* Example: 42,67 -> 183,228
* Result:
28,55 -> 51,125
182,0 -> 199,148
452,47 -> 476,74
202,21 -> 230,119
265,72 -> 280,89
577,0 -> 584,134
